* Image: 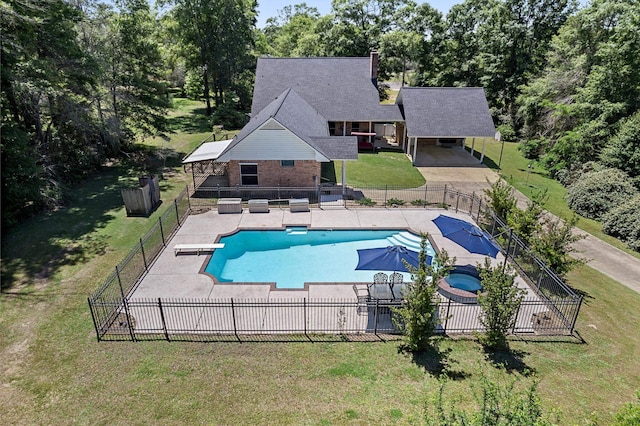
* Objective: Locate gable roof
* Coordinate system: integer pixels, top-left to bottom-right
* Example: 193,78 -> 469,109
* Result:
218,88 -> 357,161
397,87 -> 496,138
252,57 -> 402,122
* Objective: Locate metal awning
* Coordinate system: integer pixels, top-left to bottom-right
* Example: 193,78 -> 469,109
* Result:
182,140 -> 233,164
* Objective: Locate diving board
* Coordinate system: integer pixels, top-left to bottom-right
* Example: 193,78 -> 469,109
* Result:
174,243 -> 225,256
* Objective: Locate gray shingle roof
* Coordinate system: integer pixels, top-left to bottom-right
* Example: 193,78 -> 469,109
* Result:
220,88 -> 357,161
253,57 -> 402,122
310,137 -> 358,160
397,87 -> 496,137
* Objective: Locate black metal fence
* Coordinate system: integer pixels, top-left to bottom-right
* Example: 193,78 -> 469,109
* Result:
88,296 -> 574,343
88,184 -> 583,342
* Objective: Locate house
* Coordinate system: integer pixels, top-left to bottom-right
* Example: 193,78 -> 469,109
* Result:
183,52 -> 496,188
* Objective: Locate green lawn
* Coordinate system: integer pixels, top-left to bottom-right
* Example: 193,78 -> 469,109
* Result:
1,101 -> 639,424
335,151 -> 426,188
466,139 -> 640,260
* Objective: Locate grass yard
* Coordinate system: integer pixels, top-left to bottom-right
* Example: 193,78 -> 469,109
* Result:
1,100 -> 639,424
466,139 -> 640,260
335,151 -> 426,188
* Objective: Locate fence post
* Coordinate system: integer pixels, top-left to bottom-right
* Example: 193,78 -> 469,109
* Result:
230,298 -> 240,342
424,184 -> 428,207
140,238 -> 148,270
121,298 -> 136,341
569,296 -> 583,334
185,186 -> 191,211
174,199 -> 179,224
159,216 -> 165,246
384,185 -> 388,207
469,192 -> 474,215
455,192 -> 460,212
303,298 -> 307,337
442,184 -> 447,207
158,298 -> 170,341
374,299 -> 379,335
477,199 -> 482,223
444,298 -> 451,333
503,229 -> 513,271
87,297 -> 101,342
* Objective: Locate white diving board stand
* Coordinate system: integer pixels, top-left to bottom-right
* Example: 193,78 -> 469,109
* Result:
174,243 -> 225,256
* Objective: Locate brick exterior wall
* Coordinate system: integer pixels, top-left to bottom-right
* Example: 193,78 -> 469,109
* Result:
228,160 -> 321,187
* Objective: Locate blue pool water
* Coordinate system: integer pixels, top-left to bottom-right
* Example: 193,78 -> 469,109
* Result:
445,273 -> 483,293
205,229 -> 435,288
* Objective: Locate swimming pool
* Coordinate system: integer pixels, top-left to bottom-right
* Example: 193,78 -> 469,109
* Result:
205,228 -> 435,288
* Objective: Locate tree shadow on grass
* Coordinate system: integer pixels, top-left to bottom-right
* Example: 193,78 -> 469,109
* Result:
166,107 -> 212,134
401,338 -> 472,380
483,346 -> 535,376
0,146 -> 186,294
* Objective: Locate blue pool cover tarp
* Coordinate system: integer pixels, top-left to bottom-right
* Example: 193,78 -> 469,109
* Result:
433,215 -> 500,258
356,245 -> 433,272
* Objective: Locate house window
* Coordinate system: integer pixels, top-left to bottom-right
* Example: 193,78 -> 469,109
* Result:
240,163 -> 258,185
328,122 -> 336,136
351,122 -> 360,133
281,160 -> 295,167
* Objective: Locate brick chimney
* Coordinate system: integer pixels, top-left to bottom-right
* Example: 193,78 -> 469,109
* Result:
370,51 -> 379,87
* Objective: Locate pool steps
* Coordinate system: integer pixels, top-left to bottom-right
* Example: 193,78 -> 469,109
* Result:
386,232 -> 422,251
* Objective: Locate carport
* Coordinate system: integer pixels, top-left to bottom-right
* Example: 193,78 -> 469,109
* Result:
396,87 -> 497,166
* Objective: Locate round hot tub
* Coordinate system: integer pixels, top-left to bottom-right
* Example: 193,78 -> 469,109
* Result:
438,265 -> 482,303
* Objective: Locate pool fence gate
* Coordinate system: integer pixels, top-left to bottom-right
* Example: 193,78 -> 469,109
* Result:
88,185 -> 583,342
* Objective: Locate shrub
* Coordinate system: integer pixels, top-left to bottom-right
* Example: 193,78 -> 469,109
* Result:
519,138 -> 545,160
531,214 -> 585,276
565,168 -> 638,220
356,197 -> 376,206
386,198 -> 405,206
600,110 -> 640,182
477,259 -> 525,350
393,235 -> 455,352
496,123 -> 516,142
602,195 -> 640,251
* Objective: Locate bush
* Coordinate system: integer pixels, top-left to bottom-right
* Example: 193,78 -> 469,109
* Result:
602,195 -> 640,251
483,178 -> 517,222
496,123 -> 516,142
386,198 -> 405,206
565,168 -> 638,220
211,92 -> 248,129
519,138 -> 545,160
477,259 -> 525,350
356,197 -> 376,206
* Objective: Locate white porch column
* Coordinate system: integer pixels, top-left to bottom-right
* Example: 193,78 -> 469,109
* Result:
412,137 -> 418,165
480,138 -> 486,163
369,121 -> 373,146
342,160 -> 347,195
343,121 -> 346,136
470,137 -> 475,157
402,126 -> 407,151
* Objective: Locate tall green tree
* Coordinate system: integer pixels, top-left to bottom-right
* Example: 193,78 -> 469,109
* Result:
168,0 -> 256,115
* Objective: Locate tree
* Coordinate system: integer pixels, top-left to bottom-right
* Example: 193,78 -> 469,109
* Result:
483,178 -> 517,222
477,258 -> 525,350
393,234 -> 455,351
531,214 -> 585,276
168,0 -> 256,115
507,189 -> 547,244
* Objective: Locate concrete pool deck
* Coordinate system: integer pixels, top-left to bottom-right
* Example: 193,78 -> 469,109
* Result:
132,207 -> 537,301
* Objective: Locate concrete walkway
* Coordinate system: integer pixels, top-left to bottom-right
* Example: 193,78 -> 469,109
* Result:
415,148 -> 640,293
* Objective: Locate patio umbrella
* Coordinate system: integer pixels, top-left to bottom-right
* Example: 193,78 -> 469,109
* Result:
355,245 -> 433,273
432,214 -> 500,258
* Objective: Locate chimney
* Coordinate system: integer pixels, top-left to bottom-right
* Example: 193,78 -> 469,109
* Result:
370,51 -> 379,87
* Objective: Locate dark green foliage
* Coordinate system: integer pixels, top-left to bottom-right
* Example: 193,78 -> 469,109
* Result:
600,110 -> 640,185
519,138 -> 544,160
211,93 -> 248,130
565,168 -> 639,220
393,234 -> 454,352
507,189 -> 547,245
483,178 -> 517,221
602,195 -> 640,251
477,259 -> 524,350
426,375 -> 552,425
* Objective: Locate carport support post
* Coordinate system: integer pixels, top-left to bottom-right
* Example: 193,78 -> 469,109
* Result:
480,138 -> 486,163
470,137 -> 475,157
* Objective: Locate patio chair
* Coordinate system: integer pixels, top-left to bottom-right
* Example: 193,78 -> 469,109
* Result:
389,272 -> 403,285
373,272 -> 388,284
353,284 -> 369,314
